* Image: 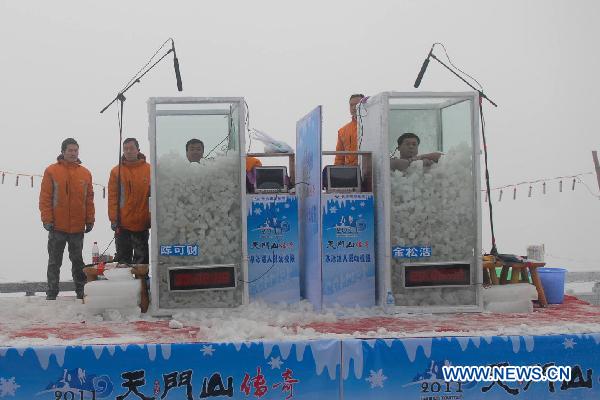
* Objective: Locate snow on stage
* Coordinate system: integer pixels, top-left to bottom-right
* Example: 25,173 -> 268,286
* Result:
2,295 -> 600,399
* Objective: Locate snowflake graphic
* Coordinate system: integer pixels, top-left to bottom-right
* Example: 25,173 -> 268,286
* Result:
284,203 -> 290,208
268,356 -> 283,369
563,338 -> 576,349
350,206 -> 356,211
359,201 -> 366,207
329,206 -> 338,214
365,369 -> 387,389
201,345 -> 215,356
254,208 -> 262,215
0,377 -> 20,397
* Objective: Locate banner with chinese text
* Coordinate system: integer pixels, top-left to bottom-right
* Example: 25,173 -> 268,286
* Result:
0,340 -> 341,400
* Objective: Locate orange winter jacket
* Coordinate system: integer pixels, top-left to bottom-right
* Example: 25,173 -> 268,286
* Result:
39,157 -> 95,233
108,154 -> 151,232
246,156 -> 262,172
334,120 -> 358,166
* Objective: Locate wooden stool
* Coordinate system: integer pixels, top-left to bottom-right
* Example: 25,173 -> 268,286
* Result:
499,261 -> 548,307
82,264 -> 150,313
482,255 -> 501,285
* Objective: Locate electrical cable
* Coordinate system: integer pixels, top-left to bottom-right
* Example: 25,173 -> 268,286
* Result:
118,38 -> 172,94
433,42 -> 485,90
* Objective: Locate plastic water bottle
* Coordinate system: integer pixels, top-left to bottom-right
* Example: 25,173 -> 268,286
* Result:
386,290 -> 395,309
92,241 -> 100,264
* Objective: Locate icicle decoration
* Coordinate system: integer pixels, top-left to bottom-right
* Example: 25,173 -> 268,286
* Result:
513,186 -> 517,200
15,176 -> 19,187
543,182 -> 546,194
30,176 -> 34,188
559,180 -> 563,192
498,189 -> 503,202
528,185 -> 532,198
572,178 -> 576,191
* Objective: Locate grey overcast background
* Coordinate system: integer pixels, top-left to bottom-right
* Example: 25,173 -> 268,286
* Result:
0,1 -> 598,282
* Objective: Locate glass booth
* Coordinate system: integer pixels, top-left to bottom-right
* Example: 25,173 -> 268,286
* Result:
148,97 -> 247,314
359,92 -> 482,312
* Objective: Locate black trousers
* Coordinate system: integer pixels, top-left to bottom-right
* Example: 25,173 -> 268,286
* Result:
115,229 -> 149,264
47,230 -> 86,296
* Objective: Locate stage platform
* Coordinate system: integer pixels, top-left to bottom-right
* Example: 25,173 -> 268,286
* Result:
1,295 -> 600,399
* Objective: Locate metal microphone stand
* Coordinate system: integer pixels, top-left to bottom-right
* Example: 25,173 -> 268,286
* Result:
428,52 -> 499,255
99,44 -> 174,242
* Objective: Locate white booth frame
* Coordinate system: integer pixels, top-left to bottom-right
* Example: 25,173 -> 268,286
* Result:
359,91 -> 483,313
147,97 -> 249,316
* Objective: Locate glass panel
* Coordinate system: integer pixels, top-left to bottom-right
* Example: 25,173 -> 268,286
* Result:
389,97 -> 452,106
154,102 -> 242,307
388,97 -> 476,306
388,109 -> 439,156
156,103 -> 232,111
441,100 -> 472,152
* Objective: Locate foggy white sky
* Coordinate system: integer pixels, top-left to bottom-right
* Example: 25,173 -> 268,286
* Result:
1,1 -> 599,282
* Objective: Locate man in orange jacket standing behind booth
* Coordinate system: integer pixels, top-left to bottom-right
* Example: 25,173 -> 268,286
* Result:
334,94 -> 364,166
108,137 -> 151,264
39,138 -> 95,300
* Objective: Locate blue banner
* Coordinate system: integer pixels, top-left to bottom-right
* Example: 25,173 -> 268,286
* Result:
0,340 -> 341,400
247,194 -> 300,304
296,106 -> 322,310
2,334 -> 599,399
342,335 -> 600,399
321,193 -> 375,307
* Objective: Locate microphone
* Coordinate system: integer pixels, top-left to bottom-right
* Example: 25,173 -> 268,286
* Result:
414,44 -> 434,88
171,40 -> 183,92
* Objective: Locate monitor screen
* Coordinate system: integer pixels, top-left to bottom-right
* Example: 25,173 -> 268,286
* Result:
328,166 -> 360,189
255,167 -> 286,190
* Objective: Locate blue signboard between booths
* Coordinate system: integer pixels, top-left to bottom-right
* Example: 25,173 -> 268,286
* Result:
295,106 -> 322,310
247,194 -> 300,304
321,193 -> 375,307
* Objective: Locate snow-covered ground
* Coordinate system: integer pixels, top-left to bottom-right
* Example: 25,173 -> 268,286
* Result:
2,292 -> 600,348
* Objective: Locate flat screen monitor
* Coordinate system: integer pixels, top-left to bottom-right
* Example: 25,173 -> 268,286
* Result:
326,165 -> 361,193
255,166 -> 288,193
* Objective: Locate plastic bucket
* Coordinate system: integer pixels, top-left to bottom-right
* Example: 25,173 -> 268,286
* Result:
537,267 -> 567,304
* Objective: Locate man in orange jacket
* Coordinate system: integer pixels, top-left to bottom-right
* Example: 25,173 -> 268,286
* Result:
108,138 -> 151,264
39,138 -> 95,300
334,94 -> 364,166
245,156 -> 263,193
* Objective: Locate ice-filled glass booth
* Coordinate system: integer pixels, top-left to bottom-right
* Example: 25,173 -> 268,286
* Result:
148,97 -> 247,314
359,92 -> 482,312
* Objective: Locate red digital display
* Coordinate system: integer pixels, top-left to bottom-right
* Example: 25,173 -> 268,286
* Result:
404,263 -> 471,287
169,266 -> 236,291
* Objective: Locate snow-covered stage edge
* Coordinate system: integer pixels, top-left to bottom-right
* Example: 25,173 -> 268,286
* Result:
1,296 -> 600,399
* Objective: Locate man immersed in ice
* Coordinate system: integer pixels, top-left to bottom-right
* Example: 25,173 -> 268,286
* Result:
186,138 -> 204,163
390,132 -> 442,171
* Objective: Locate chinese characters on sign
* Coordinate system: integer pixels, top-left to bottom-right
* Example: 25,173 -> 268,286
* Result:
392,246 -> 432,259
160,244 -> 200,257
116,368 -> 299,399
